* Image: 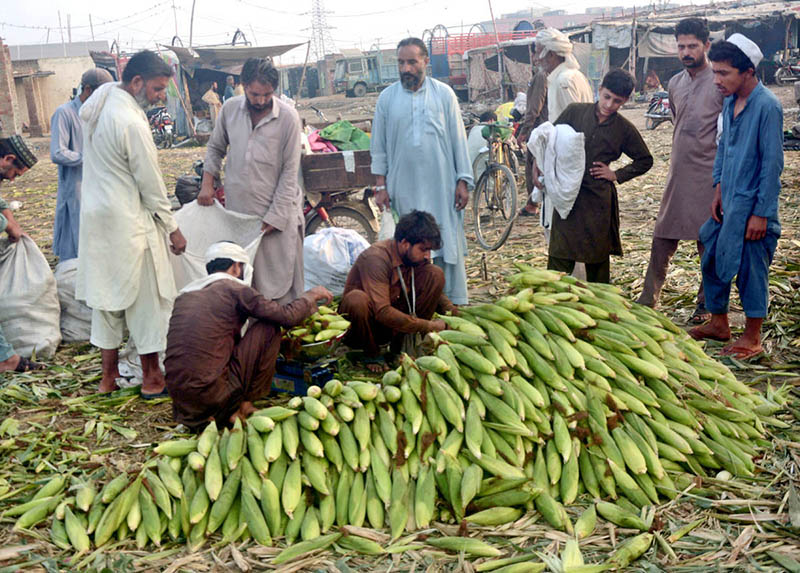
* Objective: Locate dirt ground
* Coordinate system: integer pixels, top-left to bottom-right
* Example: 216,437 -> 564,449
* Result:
1,85 -> 799,572
4,85 -> 800,343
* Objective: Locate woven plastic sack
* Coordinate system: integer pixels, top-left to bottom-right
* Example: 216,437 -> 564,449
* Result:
169,200 -> 263,291
54,258 -> 92,342
0,236 -> 61,357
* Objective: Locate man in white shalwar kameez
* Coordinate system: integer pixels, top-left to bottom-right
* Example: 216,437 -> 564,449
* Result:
76,50 -> 187,396
523,28 -> 594,279
371,37 -> 473,304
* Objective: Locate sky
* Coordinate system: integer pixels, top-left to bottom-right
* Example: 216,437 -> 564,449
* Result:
1,0 -> 692,65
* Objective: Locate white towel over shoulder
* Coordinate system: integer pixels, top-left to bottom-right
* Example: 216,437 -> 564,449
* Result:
527,122 -> 585,229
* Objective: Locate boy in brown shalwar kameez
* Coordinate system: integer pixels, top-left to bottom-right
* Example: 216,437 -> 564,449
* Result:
548,69 -> 653,283
164,242 -> 332,430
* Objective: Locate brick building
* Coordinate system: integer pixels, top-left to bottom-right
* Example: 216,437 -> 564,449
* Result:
0,39 -> 108,137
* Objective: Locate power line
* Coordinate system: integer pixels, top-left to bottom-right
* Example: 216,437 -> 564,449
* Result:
327,1 -> 429,18
233,0 -> 303,17
0,1 -> 172,33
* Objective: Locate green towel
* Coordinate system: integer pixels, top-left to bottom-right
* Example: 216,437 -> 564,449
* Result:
319,120 -> 371,151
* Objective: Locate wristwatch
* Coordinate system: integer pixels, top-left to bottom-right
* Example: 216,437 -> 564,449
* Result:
374,185 -> 386,191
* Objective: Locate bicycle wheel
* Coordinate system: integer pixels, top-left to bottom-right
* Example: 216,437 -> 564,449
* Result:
472,163 -> 517,251
305,205 -> 377,244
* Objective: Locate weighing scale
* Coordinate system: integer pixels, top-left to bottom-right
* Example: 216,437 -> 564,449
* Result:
271,356 -> 339,396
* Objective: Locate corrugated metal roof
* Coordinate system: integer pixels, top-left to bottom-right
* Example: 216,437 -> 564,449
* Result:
8,41 -> 109,61
165,43 -> 304,74
592,0 -> 799,27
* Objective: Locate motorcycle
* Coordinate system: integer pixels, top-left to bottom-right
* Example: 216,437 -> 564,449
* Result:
174,160 -> 224,206
644,91 -> 672,131
775,55 -> 800,85
147,106 -> 174,149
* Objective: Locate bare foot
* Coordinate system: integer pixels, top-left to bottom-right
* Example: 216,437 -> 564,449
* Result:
721,329 -> 763,360
99,348 -> 121,394
98,376 -> 120,393
141,372 -> 166,396
720,343 -> 763,360
519,202 -> 539,217
365,358 -> 389,373
0,354 -> 21,373
689,315 -> 731,342
140,352 -> 166,395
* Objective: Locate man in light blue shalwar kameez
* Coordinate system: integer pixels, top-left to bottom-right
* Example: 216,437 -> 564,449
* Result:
690,34 -> 783,360
371,38 -> 473,305
50,67 -> 113,261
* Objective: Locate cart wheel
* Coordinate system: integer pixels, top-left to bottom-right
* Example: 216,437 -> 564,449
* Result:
306,205 -> 377,244
645,117 -> 656,130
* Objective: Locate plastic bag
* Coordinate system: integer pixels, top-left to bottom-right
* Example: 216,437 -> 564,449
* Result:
377,208 -> 397,242
0,236 -> 61,357
54,258 -> 92,342
303,227 -> 369,295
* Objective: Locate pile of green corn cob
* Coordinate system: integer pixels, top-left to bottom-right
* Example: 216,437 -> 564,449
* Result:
7,268 -> 786,566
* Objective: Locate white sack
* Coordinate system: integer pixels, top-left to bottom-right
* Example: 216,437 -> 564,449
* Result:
0,236 -> 61,357
55,258 -> 93,342
303,227 -> 369,296
170,200 -> 263,290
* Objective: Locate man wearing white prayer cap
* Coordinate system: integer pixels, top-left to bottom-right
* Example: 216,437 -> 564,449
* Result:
522,28 -> 594,278
164,240 -> 333,430
690,34 -> 783,363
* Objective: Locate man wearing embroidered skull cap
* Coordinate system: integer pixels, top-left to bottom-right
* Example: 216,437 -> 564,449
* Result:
164,241 -> 332,429
0,135 -> 46,373
690,34 -> 783,361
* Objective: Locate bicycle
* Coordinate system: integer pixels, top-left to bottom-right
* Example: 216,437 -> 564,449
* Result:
471,122 -> 518,251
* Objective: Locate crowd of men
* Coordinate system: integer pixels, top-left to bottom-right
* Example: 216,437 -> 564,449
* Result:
0,18 -> 783,428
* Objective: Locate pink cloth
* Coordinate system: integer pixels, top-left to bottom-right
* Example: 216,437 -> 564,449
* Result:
308,130 -> 337,153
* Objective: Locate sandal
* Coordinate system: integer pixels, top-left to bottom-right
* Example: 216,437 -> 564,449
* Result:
363,355 -> 388,372
721,345 -> 763,361
141,388 -> 170,400
689,306 -> 711,325
518,207 -> 537,217
14,356 -> 46,372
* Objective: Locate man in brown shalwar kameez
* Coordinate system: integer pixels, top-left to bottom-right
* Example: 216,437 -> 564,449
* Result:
549,69 -> 653,283
340,211 -> 454,372
637,18 -> 723,323
199,57 -> 304,304
164,242 -> 332,429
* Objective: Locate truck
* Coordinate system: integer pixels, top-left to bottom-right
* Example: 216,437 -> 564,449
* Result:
333,49 -> 400,97
428,30 -> 537,100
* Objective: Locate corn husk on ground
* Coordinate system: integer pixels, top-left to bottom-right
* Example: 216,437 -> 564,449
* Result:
3,268 -> 793,571
2,92 -> 800,571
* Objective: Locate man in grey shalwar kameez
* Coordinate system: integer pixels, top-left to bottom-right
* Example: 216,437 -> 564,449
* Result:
371,37 -> 473,305
200,57 -> 304,304
50,68 -> 113,261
